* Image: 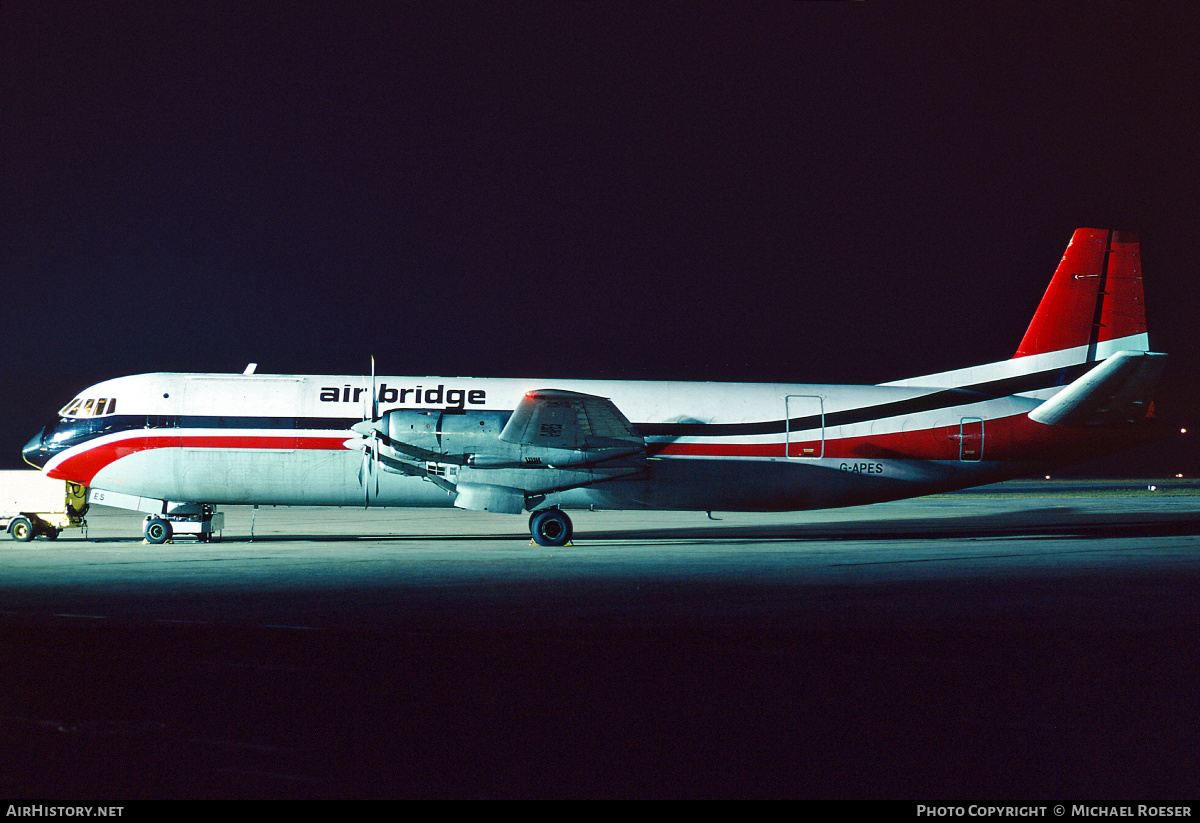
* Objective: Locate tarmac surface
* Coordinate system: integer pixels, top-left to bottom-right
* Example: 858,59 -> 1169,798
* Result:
1,481 -> 1198,798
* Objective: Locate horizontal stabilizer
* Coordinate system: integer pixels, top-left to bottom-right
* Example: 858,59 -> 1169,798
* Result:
1028,351 -> 1167,426
500,390 -> 644,451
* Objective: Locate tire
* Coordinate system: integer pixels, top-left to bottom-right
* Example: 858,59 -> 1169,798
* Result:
9,516 -> 34,543
44,527 -> 60,540
530,508 -> 573,547
145,518 -> 172,544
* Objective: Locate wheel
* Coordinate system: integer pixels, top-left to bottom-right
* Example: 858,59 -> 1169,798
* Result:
530,508 -> 572,547
44,527 -> 60,540
529,507 -> 565,532
9,516 -> 34,542
145,517 -> 172,544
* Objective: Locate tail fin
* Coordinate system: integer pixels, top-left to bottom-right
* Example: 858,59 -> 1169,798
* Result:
1014,229 -> 1148,361
881,229 -> 1154,390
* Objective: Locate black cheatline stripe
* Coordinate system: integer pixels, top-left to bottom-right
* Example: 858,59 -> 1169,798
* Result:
36,415 -> 363,453
633,362 -> 1093,438
177,416 -> 364,429
41,361 -> 1092,452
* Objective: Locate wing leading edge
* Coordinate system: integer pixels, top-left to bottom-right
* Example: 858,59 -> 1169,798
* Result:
499,389 -> 644,451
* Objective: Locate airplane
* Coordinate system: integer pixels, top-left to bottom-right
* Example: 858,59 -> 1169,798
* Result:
20,228 -> 1172,546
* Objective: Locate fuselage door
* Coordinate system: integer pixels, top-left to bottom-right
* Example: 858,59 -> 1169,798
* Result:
959,417 -> 984,461
786,395 -> 824,458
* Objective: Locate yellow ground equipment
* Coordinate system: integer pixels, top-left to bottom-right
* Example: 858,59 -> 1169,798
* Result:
0,470 -> 87,541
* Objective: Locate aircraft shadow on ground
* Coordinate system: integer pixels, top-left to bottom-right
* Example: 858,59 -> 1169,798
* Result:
80,506 -> 1200,545
577,507 -> 1200,543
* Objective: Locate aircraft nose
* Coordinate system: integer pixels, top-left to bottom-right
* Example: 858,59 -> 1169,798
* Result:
22,429 -> 48,469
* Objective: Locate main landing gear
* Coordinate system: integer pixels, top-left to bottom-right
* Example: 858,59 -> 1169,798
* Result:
529,508 -> 572,547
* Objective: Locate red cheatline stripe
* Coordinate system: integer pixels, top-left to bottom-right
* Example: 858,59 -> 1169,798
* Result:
47,434 -> 347,485
46,415 -> 1157,487
653,413 -> 1157,462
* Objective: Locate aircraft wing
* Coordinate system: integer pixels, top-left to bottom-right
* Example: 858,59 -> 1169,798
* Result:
499,389 -> 645,451
1028,351 -> 1168,426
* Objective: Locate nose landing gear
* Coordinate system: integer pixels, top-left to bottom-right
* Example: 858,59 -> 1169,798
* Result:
142,505 -> 223,544
144,517 -> 171,544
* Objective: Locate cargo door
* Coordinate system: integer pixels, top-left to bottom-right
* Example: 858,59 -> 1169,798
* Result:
786,395 -> 824,458
959,417 -> 984,461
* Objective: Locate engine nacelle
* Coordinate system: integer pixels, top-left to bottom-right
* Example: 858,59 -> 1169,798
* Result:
382,409 -> 517,462
379,408 -> 646,471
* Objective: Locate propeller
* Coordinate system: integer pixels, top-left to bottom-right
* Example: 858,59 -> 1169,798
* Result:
367,357 -> 380,504
345,357 -> 381,507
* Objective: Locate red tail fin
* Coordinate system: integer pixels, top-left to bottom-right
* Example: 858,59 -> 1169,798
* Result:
1014,229 -> 1147,359
1098,231 -> 1147,346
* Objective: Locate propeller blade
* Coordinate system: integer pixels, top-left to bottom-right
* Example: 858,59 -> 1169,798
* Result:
373,431 -> 380,497
354,357 -> 381,509
370,355 -> 378,421
363,440 -> 371,508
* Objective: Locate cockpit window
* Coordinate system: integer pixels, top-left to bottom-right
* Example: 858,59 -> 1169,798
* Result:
58,396 -> 119,418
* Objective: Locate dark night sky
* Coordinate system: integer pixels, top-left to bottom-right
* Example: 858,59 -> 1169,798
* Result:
3,1 -> 1198,472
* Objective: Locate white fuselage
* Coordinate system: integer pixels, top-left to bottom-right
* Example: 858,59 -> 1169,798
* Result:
37,369 -> 1060,513
25,230 -> 1165,527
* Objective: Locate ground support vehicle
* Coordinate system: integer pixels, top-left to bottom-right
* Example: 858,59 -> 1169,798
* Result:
1,470 -> 88,541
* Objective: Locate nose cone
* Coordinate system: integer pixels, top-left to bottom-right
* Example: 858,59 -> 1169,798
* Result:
22,429 -> 48,469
